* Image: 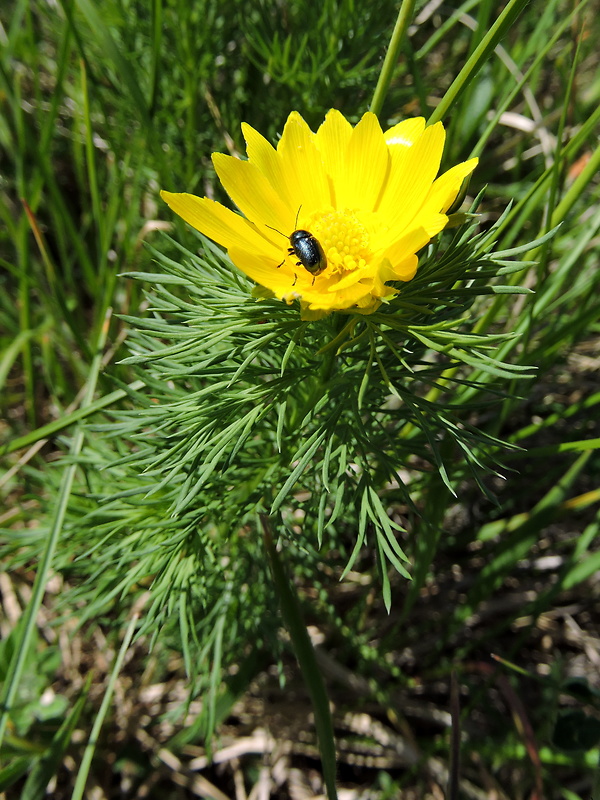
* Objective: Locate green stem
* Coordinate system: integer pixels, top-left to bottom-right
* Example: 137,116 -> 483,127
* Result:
427,0 -> 527,125
291,315 -> 345,429
261,515 -> 338,800
398,436 -> 454,620
316,317 -> 356,356
370,0 -> 418,118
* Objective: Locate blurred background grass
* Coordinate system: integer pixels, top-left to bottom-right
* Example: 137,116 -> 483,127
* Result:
1,0 -> 600,797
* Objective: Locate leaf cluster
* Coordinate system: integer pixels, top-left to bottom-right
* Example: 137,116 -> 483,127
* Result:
52,211 -> 539,636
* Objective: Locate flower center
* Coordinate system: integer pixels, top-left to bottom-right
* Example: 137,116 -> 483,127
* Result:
307,209 -> 371,277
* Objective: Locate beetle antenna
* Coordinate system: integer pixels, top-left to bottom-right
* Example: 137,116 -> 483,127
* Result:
265,223 -> 287,240
295,204 -> 302,229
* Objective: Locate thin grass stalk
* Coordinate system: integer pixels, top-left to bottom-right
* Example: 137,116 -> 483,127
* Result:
3,0 -> 28,61
456,203 -> 600,408
0,380 -> 145,458
509,438 -> 600,460
149,0 -> 163,117
448,671 -> 461,800
470,0 -> 589,159
468,157 -> 599,359
20,199 -> 90,357
499,32 -> 586,427
399,438 -> 454,620
427,0 -> 528,125
62,0 -> 150,128
369,0 -> 418,118
81,59 -> 104,283
404,39 -> 429,116
0,324 -> 49,400
456,452 -> 594,631
16,221 -> 35,427
467,0 -> 494,55
0,309 -> 112,748
415,0 -> 481,61
550,142 -> 600,230
494,98 -> 600,245
31,147 -> 98,291
38,22 -> 73,157
11,70 -> 36,427
510,391 -> 600,445
541,31 -> 582,242
71,611 -> 140,800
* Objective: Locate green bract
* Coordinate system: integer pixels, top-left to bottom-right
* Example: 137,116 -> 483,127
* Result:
63,205 -> 552,626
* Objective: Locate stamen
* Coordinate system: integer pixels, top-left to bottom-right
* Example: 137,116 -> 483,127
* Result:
307,209 -> 372,277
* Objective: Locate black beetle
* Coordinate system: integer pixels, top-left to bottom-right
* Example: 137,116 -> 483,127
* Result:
285,229 -> 327,276
267,207 -> 328,280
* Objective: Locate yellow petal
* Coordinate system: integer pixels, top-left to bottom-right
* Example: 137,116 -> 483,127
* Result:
299,305 -> 329,321
212,153 -> 290,234
228,246 -> 297,295
160,191 -> 277,257
410,212 -> 448,238
424,157 -> 478,214
376,122 -> 446,239
315,109 -> 353,200
277,113 -> 331,219
384,117 -> 426,148
381,225 -> 432,270
328,262 -> 377,292
302,285 -> 356,311
331,280 -> 378,307
378,253 -> 418,283
335,112 -> 389,212
242,122 -> 296,220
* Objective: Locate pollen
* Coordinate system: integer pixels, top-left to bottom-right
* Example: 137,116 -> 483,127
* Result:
309,209 -> 371,276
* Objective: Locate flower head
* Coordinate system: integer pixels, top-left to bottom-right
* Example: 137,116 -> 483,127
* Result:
161,110 -> 477,317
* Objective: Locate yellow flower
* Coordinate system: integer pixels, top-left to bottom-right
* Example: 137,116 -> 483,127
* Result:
161,110 -> 477,317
